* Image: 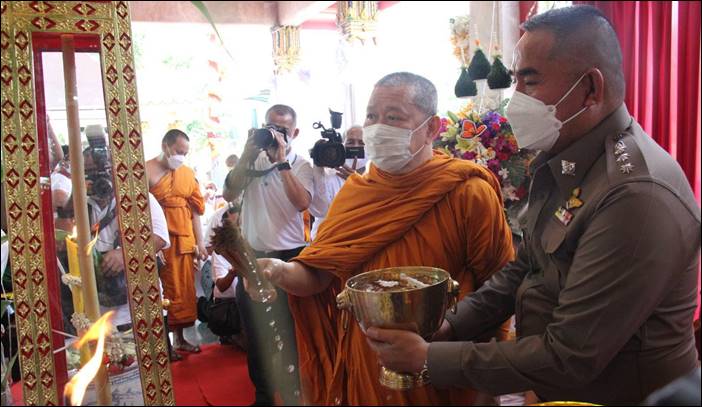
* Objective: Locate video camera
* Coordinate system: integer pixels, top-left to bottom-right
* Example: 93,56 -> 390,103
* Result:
251,124 -> 289,150
310,109 -> 363,168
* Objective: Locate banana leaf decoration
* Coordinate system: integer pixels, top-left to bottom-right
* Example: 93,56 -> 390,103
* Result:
191,1 -> 235,61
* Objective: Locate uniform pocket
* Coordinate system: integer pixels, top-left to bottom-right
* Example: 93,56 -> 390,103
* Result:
542,218 -> 567,255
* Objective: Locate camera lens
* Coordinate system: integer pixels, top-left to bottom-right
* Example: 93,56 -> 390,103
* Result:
311,140 -> 345,168
253,128 -> 274,149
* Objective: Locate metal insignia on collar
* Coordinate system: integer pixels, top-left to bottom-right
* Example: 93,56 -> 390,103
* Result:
561,160 -> 576,176
619,162 -> 635,174
616,153 -> 630,163
614,140 -> 627,156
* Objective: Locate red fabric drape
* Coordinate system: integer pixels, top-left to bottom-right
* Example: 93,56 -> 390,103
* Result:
519,1 -> 537,31
572,1 -> 702,203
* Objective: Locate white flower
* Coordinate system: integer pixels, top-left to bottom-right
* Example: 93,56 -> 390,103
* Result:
499,168 -> 510,180
502,185 -> 518,201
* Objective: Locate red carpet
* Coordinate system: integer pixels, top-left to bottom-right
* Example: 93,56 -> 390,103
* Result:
8,343 -> 253,406
172,343 -> 255,406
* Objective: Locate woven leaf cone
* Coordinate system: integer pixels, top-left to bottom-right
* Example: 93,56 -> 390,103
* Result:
488,55 -> 512,89
467,48 -> 491,80
455,67 -> 477,97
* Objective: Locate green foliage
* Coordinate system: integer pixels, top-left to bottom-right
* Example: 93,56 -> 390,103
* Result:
190,1 -> 235,61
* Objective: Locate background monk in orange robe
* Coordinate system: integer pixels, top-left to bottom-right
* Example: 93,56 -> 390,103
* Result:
147,129 -> 206,358
258,72 -> 514,405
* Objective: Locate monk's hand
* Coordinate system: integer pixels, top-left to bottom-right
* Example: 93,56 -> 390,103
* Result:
196,242 -> 208,261
101,249 -> 125,277
365,327 -> 428,374
258,258 -> 286,286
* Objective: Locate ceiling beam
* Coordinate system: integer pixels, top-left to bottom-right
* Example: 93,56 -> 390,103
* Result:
277,1 -> 336,26
129,1 -> 278,25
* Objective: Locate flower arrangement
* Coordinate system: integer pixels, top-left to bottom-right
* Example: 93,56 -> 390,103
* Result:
433,102 -> 535,226
449,15 -> 471,66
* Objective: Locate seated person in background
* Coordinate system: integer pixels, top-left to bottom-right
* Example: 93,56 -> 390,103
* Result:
206,203 -> 246,350
309,126 -> 366,241
51,144 -> 72,211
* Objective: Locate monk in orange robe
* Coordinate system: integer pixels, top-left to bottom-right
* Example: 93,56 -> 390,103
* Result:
258,72 -> 514,405
147,129 -> 206,356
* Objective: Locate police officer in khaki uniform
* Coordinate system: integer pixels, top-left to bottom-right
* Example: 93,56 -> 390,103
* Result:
364,6 -> 701,404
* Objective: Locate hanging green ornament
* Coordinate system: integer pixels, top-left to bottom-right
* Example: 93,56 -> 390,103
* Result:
467,47 -> 491,80
454,67 -> 477,97
487,55 -> 512,89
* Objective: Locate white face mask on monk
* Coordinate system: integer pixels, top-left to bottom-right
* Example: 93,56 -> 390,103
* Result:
363,116 -> 432,173
164,149 -> 186,170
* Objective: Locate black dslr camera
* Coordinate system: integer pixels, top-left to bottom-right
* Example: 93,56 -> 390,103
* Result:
252,124 -> 289,150
310,109 -> 352,168
84,125 -> 113,201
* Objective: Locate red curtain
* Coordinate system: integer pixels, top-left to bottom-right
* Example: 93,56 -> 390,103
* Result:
570,1 -> 702,203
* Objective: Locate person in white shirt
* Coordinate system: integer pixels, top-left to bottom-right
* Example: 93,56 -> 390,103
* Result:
223,104 -> 311,406
81,145 -> 170,330
309,126 -> 367,240
50,145 -> 72,211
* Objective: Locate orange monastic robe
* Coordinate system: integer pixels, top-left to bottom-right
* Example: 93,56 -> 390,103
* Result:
150,165 -> 205,328
290,151 -> 514,405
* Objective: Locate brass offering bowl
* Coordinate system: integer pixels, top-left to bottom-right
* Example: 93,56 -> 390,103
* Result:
336,266 -> 459,390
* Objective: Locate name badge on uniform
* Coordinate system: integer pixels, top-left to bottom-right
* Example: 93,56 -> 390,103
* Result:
554,207 -> 573,226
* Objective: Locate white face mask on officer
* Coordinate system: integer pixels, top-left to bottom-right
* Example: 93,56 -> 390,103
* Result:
505,72 -> 589,152
363,116 -> 432,174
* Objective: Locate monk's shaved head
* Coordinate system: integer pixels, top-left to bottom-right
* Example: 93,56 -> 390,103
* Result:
522,5 -> 624,106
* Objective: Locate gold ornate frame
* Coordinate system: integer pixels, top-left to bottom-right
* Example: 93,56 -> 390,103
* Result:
1,2 -> 174,405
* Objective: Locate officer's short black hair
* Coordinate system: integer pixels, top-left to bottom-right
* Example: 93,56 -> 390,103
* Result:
162,129 -> 189,146
522,5 -> 624,103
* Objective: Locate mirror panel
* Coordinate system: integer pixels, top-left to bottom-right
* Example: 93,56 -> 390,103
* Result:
1,2 -> 174,405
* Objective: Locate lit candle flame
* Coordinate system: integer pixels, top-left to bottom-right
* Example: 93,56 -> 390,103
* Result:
63,311 -> 114,406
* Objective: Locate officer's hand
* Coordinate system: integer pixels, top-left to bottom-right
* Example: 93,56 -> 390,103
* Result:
101,249 -> 125,277
258,258 -> 286,287
431,319 -> 455,341
365,327 -> 429,374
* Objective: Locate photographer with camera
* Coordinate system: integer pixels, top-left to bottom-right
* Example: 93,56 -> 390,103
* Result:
309,125 -> 366,240
81,125 -> 171,330
223,104 -> 312,406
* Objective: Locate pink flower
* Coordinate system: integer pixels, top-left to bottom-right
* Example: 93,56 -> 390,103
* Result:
462,151 -> 477,160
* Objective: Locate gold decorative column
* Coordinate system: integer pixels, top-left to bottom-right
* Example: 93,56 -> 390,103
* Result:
272,25 -> 301,75
337,1 -> 379,45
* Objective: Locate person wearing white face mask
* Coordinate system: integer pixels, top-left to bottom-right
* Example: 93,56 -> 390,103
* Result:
146,129 -> 207,357
255,72 -> 514,405
309,125 -> 367,241
362,6 -> 700,405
